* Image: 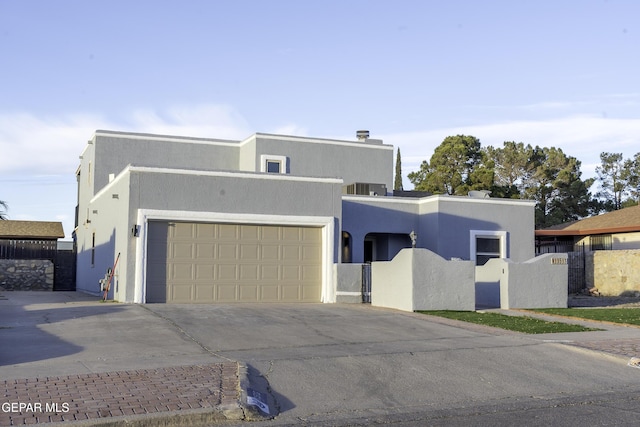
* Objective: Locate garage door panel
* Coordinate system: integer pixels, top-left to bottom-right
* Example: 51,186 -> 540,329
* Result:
282,245 -> 301,261
148,221 -> 322,303
171,243 -> 193,259
261,265 -> 279,280
216,284 -> 238,301
239,285 -> 259,301
239,264 -> 259,280
195,264 -> 215,280
195,223 -> 216,238
172,223 -> 195,239
261,226 -> 279,240
302,265 -> 321,281
302,285 -> 321,301
171,263 -> 193,280
218,224 -> 238,240
195,284 -> 215,301
218,244 -> 238,259
282,265 -> 300,280
240,225 -> 260,240
240,244 -> 259,260
260,245 -> 280,260
281,285 -> 301,301
170,284 -> 194,302
196,244 -> 214,259
217,264 -> 238,280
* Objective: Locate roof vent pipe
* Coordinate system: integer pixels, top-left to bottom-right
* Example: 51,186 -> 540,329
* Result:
356,130 -> 370,141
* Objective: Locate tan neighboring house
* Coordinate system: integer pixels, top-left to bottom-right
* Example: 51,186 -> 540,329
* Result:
536,204 -> 640,252
536,205 -> 640,296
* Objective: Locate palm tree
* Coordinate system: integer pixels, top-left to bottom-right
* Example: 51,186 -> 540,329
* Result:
0,200 -> 8,220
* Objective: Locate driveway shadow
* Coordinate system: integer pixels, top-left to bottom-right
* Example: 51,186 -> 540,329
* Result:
0,291 -> 124,366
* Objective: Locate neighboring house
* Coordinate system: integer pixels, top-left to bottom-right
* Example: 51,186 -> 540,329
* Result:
74,129 -> 536,304
536,204 -> 640,252
0,220 -> 65,291
0,220 -> 64,259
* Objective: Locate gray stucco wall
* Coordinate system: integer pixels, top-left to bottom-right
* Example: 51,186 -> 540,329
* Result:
342,197 -> 419,263
419,197 -> 535,262
335,263 -> 365,303
132,169 -> 342,219
251,134 -> 394,190
93,132 -> 239,194
342,195 -> 536,264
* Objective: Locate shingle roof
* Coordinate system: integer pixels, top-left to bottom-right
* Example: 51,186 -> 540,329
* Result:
536,204 -> 640,236
0,220 -> 65,239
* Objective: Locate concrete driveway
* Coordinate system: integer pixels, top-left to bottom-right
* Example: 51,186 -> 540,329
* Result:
145,302 -> 640,425
2,292 -> 640,425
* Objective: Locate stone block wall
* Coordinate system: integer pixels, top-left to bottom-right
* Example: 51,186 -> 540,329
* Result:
586,249 -> 640,296
0,259 -> 54,291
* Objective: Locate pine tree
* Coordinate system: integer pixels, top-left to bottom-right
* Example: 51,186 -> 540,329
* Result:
394,148 -> 403,191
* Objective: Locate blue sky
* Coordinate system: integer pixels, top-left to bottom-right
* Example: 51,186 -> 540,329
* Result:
2,0 -> 639,238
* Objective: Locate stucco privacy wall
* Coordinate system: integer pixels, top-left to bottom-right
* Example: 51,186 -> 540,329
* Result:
334,263 -> 364,303
479,254 -> 568,309
586,250 -> 640,296
0,259 -> 54,291
371,249 -> 475,311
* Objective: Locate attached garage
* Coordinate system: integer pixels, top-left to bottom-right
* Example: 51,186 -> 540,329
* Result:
145,221 -> 323,303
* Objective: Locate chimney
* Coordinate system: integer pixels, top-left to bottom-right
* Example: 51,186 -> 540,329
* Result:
356,130 -> 370,141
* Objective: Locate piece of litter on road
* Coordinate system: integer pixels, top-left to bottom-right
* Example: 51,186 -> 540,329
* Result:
627,357 -> 640,369
246,388 -> 270,414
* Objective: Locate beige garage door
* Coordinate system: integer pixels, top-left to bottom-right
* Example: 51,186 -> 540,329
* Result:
146,221 -> 322,303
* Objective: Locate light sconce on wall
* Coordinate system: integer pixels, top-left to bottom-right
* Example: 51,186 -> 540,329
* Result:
131,225 -> 140,237
410,230 -> 417,248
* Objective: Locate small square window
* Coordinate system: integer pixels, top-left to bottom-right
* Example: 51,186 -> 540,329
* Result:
266,160 -> 281,173
260,154 -> 288,174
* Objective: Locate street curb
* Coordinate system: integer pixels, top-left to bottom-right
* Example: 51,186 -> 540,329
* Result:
238,363 -> 276,421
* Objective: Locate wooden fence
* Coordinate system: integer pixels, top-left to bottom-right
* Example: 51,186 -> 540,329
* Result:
0,239 -> 58,260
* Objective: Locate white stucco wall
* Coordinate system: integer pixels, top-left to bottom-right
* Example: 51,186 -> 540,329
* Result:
371,249 -> 475,312
499,254 -> 568,309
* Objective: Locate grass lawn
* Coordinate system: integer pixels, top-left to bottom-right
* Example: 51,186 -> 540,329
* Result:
529,308 -> 640,326
419,310 -> 601,334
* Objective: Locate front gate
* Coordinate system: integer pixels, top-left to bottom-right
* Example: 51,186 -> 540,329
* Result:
567,246 -> 586,294
362,263 -> 371,303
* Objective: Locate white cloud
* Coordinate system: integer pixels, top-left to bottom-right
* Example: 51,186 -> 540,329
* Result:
125,105 -> 252,140
0,104 -> 254,175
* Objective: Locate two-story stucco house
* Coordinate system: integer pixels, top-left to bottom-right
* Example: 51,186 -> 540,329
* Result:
74,130 -> 536,304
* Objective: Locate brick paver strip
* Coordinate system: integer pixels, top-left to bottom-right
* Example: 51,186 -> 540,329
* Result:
1,362 -> 239,426
567,339 -> 640,359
